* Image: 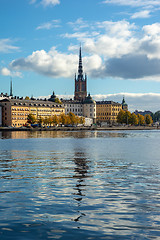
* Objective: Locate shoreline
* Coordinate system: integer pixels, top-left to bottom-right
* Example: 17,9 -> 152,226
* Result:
0,126 -> 159,132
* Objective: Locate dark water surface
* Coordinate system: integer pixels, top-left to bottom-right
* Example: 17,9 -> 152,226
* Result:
0,130 -> 160,239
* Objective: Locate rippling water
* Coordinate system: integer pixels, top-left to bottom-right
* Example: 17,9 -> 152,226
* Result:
0,130 -> 160,240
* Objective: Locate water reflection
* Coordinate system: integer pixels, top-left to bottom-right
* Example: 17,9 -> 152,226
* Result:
1,131 -> 160,239
0,130 -> 129,139
73,151 -> 89,223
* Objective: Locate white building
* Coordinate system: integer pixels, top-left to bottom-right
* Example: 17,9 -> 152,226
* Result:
62,94 -> 96,124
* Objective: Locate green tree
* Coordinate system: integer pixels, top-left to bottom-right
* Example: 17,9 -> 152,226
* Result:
124,111 -> 132,124
153,111 -> 160,122
27,114 -> 36,124
145,114 -> 153,125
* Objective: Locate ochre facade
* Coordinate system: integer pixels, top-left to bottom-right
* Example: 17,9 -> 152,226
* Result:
96,101 -> 122,123
0,98 -> 65,127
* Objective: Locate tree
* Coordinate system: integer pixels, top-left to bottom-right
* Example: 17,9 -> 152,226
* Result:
52,115 -> 59,126
37,116 -> 43,125
27,114 -> 36,124
25,96 -> 30,100
130,113 -> 138,125
59,113 -> 67,125
43,117 -> 49,126
55,98 -> 62,104
124,111 -> 132,124
117,110 -> 125,124
68,112 -> 76,125
145,114 -> 153,125
137,114 -> 145,125
153,111 -> 160,122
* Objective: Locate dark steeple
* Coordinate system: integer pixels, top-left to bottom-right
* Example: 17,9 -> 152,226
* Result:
74,47 -> 87,101
10,78 -> 13,97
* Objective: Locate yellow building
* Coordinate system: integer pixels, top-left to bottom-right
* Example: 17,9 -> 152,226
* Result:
0,97 -> 65,127
96,101 -> 122,124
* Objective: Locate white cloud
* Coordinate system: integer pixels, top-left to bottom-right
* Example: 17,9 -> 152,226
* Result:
131,10 -> 151,19
0,39 -> 19,53
10,47 -> 78,78
41,0 -> 60,6
68,18 -> 90,31
36,20 -> 61,30
0,67 -> 22,78
30,0 -> 60,6
103,0 -> 160,8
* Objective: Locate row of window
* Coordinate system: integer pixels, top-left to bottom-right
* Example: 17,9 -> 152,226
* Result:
13,102 -> 62,107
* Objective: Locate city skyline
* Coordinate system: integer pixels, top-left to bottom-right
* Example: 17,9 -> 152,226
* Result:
1,0 -> 160,112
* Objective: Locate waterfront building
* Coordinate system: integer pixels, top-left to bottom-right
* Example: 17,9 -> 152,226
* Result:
0,97 -> 65,127
96,101 -> 122,124
122,96 -> 128,111
61,47 -> 96,124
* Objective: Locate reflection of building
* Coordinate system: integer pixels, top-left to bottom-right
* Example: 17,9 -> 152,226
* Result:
122,96 -> 128,111
61,47 -> 96,124
96,101 -> 122,124
0,98 -> 65,127
73,151 -> 88,222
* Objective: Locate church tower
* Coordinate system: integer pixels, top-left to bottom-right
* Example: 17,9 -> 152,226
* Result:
10,78 -> 13,97
74,47 -> 87,101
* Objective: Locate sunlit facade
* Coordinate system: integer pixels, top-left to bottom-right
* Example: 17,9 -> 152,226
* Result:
96,101 -> 122,123
0,98 -> 65,127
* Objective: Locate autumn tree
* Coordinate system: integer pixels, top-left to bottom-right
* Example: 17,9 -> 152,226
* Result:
145,114 -> 153,125
130,113 -> 138,125
68,112 -> 76,125
137,114 -> 145,125
117,110 -> 125,124
52,115 -> 59,126
27,114 -> 36,124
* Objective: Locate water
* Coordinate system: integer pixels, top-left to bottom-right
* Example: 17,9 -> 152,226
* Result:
0,130 -> 160,240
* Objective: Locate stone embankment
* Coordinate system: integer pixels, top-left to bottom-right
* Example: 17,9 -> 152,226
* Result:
0,125 -> 159,131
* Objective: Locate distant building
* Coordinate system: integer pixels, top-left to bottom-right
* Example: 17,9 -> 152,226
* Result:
122,96 -> 128,111
96,101 -> 122,124
134,110 -> 152,116
0,98 -> 65,127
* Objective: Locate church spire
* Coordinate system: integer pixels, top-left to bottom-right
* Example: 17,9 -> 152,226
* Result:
78,46 -> 84,80
10,78 -> 13,97
74,46 -> 87,101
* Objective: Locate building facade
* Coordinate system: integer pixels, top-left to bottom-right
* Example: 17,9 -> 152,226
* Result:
63,94 -> 96,123
61,47 -> 96,124
96,101 -> 122,124
0,98 -> 65,127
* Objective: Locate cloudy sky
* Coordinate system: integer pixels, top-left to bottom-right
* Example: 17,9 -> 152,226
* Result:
1,0 -> 160,112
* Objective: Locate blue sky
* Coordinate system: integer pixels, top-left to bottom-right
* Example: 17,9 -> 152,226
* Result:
1,0 -> 160,111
